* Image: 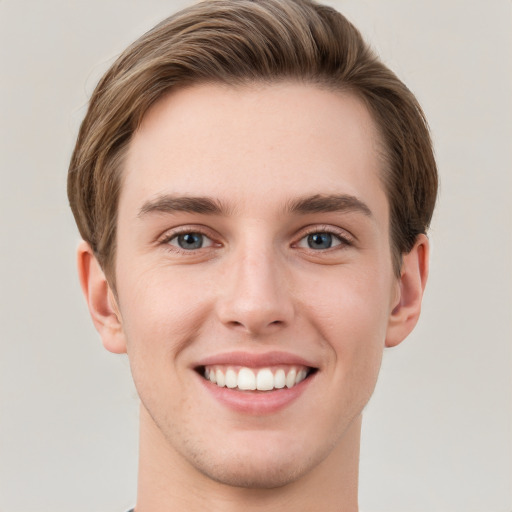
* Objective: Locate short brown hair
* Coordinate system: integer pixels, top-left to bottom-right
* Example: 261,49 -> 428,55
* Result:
68,0 -> 437,282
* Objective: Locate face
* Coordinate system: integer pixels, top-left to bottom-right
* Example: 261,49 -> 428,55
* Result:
113,83 -> 400,487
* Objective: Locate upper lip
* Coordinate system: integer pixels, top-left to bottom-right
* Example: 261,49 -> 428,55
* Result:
193,350 -> 318,369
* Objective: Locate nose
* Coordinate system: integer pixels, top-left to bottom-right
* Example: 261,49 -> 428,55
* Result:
215,244 -> 295,335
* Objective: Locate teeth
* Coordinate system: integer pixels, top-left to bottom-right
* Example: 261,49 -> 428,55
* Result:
238,368 -> 256,390
296,368 -> 307,384
203,366 -> 311,391
274,369 -> 286,389
256,368 -> 274,391
215,368 -> 225,387
285,368 -> 296,388
225,368 -> 237,388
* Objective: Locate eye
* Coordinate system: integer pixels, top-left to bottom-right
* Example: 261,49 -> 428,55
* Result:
168,232 -> 214,250
296,231 -> 347,250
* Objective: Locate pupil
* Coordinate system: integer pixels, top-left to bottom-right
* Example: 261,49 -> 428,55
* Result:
308,233 -> 332,249
178,233 -> 203,249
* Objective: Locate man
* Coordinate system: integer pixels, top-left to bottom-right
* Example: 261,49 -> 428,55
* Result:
68,0 -> 437,510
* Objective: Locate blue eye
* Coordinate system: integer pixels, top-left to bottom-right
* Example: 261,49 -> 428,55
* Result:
297,231 -> 345,250
169,232 -> 212,250
307,233 -> 333,249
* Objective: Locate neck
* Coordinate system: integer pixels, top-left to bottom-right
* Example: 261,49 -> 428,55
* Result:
136,404 -> 360,512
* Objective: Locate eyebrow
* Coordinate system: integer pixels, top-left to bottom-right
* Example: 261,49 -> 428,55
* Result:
138,195 -> 230,217
138,193 -> 372,219
286,194 -> 373,217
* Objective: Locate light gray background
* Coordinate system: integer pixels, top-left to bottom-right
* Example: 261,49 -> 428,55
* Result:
1,1 -> 511,511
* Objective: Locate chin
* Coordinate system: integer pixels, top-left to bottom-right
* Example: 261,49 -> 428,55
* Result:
179,423 -> 327,488
191,449 -> 316,490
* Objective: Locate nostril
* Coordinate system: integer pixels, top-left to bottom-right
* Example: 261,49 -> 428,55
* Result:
227,318 -> 285,333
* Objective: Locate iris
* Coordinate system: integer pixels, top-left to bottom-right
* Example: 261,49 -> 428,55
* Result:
177,233 -> 204,250
307,233 -> 333,250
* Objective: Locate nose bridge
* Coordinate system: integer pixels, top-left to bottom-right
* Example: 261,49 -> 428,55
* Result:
217,233 -> 293,334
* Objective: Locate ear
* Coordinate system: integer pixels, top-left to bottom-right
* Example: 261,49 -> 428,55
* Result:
385,234 -> 430,348
76,240 -> 127,354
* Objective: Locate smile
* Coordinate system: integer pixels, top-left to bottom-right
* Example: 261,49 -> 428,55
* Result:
201,365 -> 314,391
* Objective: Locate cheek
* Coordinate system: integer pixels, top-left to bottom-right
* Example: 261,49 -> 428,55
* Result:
303,267 -> 392,370
308,266 -> 391,330
115,270 -> 207,411
116,265 -> 213,356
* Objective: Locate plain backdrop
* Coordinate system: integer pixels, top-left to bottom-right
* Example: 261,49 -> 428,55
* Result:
1,1 -> 511,511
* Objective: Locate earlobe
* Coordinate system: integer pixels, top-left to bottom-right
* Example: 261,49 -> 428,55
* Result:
385,234 -> 430,348
76,241 -> 127,354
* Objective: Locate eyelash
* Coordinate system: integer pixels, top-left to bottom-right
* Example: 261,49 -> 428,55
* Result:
158,225 -> 354,254
159,226 -> 217,254
293,225 -> 354,251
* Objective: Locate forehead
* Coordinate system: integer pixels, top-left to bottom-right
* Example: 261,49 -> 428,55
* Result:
121,82 -> 387,220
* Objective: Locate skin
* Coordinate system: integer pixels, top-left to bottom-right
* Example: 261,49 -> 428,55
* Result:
78,82 -> 429,512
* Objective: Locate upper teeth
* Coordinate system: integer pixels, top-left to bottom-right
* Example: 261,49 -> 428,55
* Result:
204,366 -> 309,391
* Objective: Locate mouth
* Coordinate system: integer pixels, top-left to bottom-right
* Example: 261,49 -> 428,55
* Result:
196,365 -> 318,392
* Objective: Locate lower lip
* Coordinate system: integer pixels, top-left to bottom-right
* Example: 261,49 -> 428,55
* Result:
197,372 -> 315,415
